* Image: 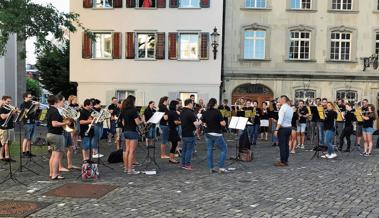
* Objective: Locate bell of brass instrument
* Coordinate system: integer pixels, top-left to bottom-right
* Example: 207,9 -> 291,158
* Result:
60,107 -> 78,133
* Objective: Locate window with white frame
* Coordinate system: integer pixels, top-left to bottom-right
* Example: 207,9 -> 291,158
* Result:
137,0 -> 157,8
116,90 -> 135,100
92,32 -> 112,59
244,30 -> 266,59
376,32 -> 379,54
179,0 -> 200,8
179,33 -> 200,60
295,89 -> 316,101
137,33 -> 156,59
289,31 -> 311,60
245,0 -> 267,8
94,0 -> 113,8
330,32 -> 351,61
336,90 -> 358,103
291,0 -> 311,9
331,0 -> 352,10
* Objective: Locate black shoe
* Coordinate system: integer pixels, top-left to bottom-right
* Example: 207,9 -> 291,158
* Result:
22,152 -> 27,158
343,149 -> 350,152
5,158 -> 16,163
337,147 -> 343,151
272,143 -> 277,147
28,153 -> 36,157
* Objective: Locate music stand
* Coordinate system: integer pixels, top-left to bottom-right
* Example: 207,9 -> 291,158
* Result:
94,123 -> 114,170
141,112 -> 164,173
227,116 -> 248,170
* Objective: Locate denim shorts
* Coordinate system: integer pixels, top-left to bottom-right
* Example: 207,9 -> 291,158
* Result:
81,136 -> 91,150
147,125 -> 156,139
63,131 -> 72,147
356,125 -> 363,137
363,127 -> 375,134
24,124 -> 36,140
125,131 -> 139,141
297,123 -> 307,133
160,125 -> 169,145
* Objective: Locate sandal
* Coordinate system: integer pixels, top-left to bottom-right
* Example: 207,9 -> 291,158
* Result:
68,166 -> 81,170
51,175 -> 65,180
169,159 -> 179,164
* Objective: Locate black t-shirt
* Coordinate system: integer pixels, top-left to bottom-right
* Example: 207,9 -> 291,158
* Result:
363,112 -> 375,128
298,107 -> 308,124
324,110 -> 337,131
144,107 -> 155,122
292,112 -> 299,128
122,107 -> 139,132
254,108 -> 261,125
310,106 -> 320,122
0,106 -> 15,129
261,109 -> 270,120
201,108 -> 224,134
270,110 -> 279,121
20,101 -> 36,124
46,106 -> 63,134
181,107 -> 197,137
159,105 -> 169,126
344,111 -> 356,128
69,103 -> 80,111
168,110 -> 180,130
79,108 -> 94,137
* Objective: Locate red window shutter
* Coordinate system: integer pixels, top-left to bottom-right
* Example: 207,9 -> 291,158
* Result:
83,0 -> 93,8
168,32 -> 178,60
126,0 -> 136,8
200,0 -> 210,8
156,32 -> 166,60
112,32 -> 122,59
114,0 -> 123,8
169,0 -> 178,8
125,32 -> 135,59
82,32 -> 92,59
200,32 -> 209,60
157,0 -> 166,8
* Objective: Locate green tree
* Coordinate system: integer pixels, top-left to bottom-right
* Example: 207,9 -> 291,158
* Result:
36,40 -> 77,98
0,0 -> 89,56
26,77 -> 42,97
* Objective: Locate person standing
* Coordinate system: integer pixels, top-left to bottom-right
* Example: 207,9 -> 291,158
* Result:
297,100 -> 309,149
167,100 -> 181,164
107,97 -> 119,144
143,101 -> 156,148
202,98 -> 228,173
0,96 -> 17,162
79,99 -> 94,161
20,92 -> 37,157
274,95 -> 293,167
321,102 -> 338,159
158,96 -> 170,159
289,105 -> 299,154
260,102 -> 270,141
270,102 -> 280,147
338,103 -> 355,152
362,104 -> 377,156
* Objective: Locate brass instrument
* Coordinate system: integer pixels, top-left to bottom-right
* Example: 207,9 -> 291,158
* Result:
1,104 -> 17,128
354,105 -> 363,122
86,109 -> 105,135
317,105 -> 325,120
334,103 -> 344,122
60,107 -> 79,133
137,122 -> 153,137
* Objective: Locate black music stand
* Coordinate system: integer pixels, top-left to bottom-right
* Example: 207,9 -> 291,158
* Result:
94,123 -> 113,170
227,116 -> 248,170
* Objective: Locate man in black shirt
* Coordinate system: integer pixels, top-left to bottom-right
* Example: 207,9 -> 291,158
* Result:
107,97 -> 119,144
20,92 -> 38,157
79,99 -> 94,161
339,103 -> 356,152
218,99 -> 231,132
181,99 -> 202,170
0,96 -> 16,162
143,101 -> 156,147
202,98 -> 228,173
114,100 -> 124,150
297,100 -> 309,149
46,95 -> 69,180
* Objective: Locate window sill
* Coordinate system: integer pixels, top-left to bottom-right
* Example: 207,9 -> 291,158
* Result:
90,58 -> 114,60
92,7 -> 114,10
372,10 -> 379,14
240,7 -> 272,11
286,9 -> 317,13
134,58 -> 157,61
239,58 -> 271,62
178,7 -> 202,9
325,59 -> 358,64
327,9 -> 359,14
177,58 -> 201,62
284,59 -> 317,62
134,7 -> 158,10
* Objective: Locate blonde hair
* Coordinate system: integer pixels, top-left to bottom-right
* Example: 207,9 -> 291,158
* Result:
68,95 -> 77,105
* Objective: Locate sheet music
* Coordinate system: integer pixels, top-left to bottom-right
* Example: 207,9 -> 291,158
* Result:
147,112 -> 165,124
229,116 -> 248,130
229,117 -> 239,129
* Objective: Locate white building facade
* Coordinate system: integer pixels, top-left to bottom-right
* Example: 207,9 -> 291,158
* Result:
70,0 -> 223,106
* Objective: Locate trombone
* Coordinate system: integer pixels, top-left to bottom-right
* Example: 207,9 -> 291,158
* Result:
1,104 -> 17,128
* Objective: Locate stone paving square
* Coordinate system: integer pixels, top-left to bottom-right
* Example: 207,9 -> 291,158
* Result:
0,200 -> 50,218
44,183 -> 117,199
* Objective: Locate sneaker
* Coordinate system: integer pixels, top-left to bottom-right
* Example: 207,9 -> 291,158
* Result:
328,153 -> 337,159
219,168 -> 229,173
290,150 -> 296,154
300,144 -> 305,149
92,154 -> 104,159
209,168 -> 217,174
28,153 -> 36,157
363,153 -> 371,157
321,154 -> 330,159
360,152 -> 366,156
132,162 -> 142,166
127,169 -> 140,175
296,144 -> 301,149
183,165 -> 193,171
272,143 -> 277,147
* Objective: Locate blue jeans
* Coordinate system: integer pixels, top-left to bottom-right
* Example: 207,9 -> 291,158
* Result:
324,130 -> 335,155
247,124 -> 260,144
317,122 -> 324,145
160,125 -> 169,145
181,137 -> 196,166
271,121 -> 278,143
24,123 -> 36,140
205,134 -> 228,169
92,124 -> 103,149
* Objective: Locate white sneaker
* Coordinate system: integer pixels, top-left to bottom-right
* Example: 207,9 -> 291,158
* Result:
300,144 -> 305,149
127,169 -> 140,175
321,154 -> 330,159
328,153 -> 337,159
219,168 -> 229,173
296,144 -> 301,149
92,154 -> 104,159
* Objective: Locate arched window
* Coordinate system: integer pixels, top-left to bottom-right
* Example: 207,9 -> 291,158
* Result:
295,89 -> 316,101
336,90 -> 358,103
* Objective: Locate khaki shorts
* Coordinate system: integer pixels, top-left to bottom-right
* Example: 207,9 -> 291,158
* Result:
0,129 -> 15,145
115,128 -> 122,142
46,133 -> 65,152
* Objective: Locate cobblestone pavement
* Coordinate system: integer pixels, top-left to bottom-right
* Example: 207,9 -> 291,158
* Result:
0,133 -> 378,218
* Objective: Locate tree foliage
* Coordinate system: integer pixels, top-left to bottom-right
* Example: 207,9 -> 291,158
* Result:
0,0 -> 88,56
36,40 -> 77,98
26,77 -> 42,97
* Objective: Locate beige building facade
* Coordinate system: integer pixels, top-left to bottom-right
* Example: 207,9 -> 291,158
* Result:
223,0 -> 379,106
70,0 -> 223,106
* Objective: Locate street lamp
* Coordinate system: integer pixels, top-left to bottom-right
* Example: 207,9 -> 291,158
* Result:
361,54 -> 378,71
210,27 -> 220,60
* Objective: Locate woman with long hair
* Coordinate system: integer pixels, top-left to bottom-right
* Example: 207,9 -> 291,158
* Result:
362,104 -> 377,156
289,105 -> 298,154
168,100 -> 181,163
121,95 -> 143,174
143,101 -> 156,148
260,102 -> 270,141
158,96 -> 170,159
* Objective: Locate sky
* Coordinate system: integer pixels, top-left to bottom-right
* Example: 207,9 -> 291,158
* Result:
26,0 -> 69,65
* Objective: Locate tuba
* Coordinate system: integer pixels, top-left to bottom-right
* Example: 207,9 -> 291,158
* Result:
60,107 -> 78,133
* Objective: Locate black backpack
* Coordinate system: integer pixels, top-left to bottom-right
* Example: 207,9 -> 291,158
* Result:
107,149 -> 123,163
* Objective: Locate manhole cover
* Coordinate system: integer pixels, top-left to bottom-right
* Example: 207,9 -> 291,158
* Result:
0,200 -> 50,218
44,183 -> 117,199
238,180 -> 251,183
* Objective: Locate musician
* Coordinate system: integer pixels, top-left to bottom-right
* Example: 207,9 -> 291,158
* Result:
180,99 -> 202,170
335,99 -> 346,146
260,102 -> 270,141
68,95 -> 80,151
158,96 -> 170,159
356,99 -> 369,147
107,97 -> 119,144
0,96 -> 16,162
362,104 -> 377,156
46,95 -> 69,180
79,99 -> 94,161
195,99 -> 206,139
218,99 -> 231,132
202,98 -> 228,173
143,101 -> 156,147
309,98 -> 321,144
338,103 -> 356,152
321,102 -> 338,159
114,100 -> 124,150
19,92 -> 37,157
289,105 -> 299,154
317,98 -> 328,146
168,100 -> 181,164
121,95 -> 143,175
68,95 -> 80,110
297,100 -> 309,149
251,101 -> 261,145
92,99 -> 103,158
269,102 -> 280,147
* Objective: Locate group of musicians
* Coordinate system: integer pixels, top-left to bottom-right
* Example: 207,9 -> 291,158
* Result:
0,92 -> 377,179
